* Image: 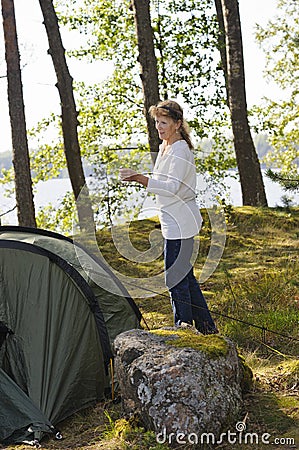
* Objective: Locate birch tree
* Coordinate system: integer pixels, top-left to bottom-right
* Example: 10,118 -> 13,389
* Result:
1,0 -> 36,226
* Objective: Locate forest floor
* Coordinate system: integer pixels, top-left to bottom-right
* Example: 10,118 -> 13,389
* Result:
3,206 -> 299,450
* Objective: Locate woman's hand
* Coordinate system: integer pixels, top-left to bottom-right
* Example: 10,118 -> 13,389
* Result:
119,168 -> 149,187
119,168 -> 138,182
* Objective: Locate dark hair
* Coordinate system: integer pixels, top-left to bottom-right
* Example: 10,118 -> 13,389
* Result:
149,100 -> 194,149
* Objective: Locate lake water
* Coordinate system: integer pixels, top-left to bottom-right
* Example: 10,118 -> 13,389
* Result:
1,171 -> 298,226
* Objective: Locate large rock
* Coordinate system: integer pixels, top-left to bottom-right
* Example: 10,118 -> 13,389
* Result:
114,328 -> 247,445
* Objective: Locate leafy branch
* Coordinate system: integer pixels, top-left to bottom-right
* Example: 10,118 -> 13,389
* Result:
266,168 -> 299,191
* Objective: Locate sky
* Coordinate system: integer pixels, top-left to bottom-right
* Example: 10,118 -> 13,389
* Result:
0,0 -> 280,153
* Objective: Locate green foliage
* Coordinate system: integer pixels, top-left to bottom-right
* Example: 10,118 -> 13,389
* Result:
86,145 -> 150,227
266,168 -> 299,192
19,0 -> 238,229
36,191 -> 76,234
0,167 -> 14,186
33,144 -> 151,232
27,113 -> 67,182
30,143 -> 66,183
75,78 -> 146,152
152,0 -> 225,112
253,0 -> 299,177
101,411 -> 168,449
57,0 -> 143,150
55,0 -> 234,172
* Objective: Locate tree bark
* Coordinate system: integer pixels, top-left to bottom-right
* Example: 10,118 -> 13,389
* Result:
131,0 -> 160,163
214,0 -> 229,104
38,0 -> 95,231
1,0 -> 36,227
218,0 -> 268,206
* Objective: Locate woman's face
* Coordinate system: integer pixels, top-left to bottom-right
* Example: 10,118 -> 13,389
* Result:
154,114 -> 180,143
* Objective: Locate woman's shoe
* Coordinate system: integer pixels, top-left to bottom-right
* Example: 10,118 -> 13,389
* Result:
176,321 -> 202,334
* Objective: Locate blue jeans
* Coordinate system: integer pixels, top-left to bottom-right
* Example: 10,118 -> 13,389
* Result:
164,238 -> 218,334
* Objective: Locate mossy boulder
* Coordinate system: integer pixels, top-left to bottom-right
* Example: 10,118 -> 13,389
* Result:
114,328 -> 247,445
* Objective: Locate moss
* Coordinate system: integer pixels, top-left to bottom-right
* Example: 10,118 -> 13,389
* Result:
150,328 -> 229,358
238,354 -> 253,393
113,418 -> 132,439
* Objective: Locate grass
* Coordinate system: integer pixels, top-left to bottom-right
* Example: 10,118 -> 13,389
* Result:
3,206 -> 299,450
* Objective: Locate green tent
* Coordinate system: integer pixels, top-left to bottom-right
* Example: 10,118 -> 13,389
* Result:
0,368 -> 57,445
0,226 -> 142,446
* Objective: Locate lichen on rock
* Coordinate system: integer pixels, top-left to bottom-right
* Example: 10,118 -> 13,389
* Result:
114,328 -> 250,444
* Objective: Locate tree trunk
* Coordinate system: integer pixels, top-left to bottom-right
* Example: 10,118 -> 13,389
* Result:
131,0 -> 160,163
218,0 -> 268,206
214,0 -> 229,104
38,0 -> 95,231
1,0 -> 36,227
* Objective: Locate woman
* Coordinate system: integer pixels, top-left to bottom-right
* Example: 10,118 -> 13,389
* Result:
119,99 -> 218,334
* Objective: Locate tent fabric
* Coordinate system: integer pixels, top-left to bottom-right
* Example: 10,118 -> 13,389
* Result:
0,226 -> 142,445
0,226 -> 142,344
0,369 -> 55,445
0,241 -> 108,425
0,321 -> 12,349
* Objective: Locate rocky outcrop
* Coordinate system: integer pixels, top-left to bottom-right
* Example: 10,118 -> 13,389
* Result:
114,328 -> 248,445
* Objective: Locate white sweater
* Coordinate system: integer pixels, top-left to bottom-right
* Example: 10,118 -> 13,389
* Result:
147,140 -> 202,239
